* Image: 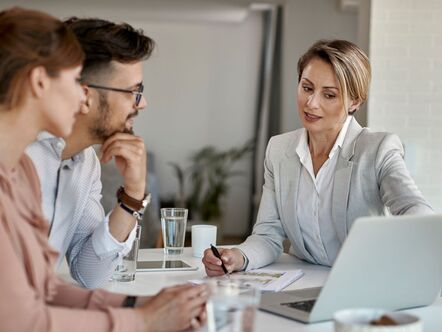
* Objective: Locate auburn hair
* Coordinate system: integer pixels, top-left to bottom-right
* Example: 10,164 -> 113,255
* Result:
0,7 -> 84,110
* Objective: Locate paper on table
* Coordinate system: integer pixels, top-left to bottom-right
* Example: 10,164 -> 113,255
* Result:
190,268 -> 304,292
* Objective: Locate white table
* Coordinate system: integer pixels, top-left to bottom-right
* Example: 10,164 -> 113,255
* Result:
59,248 -> 442,331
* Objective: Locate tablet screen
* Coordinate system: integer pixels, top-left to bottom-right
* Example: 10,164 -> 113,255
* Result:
136,260 -> 197,271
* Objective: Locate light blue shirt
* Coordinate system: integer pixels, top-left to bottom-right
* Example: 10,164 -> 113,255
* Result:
26,132 -> 136,288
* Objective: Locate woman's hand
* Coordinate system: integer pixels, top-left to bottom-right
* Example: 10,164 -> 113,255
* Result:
202,247 -> 245,276
135,283 -> 208,332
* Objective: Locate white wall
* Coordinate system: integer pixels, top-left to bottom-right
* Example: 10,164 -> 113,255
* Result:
369,0 -> 442,211
133,16 -> 262,236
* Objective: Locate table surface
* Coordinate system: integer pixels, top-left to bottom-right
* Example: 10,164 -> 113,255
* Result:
59,247 -> 442,332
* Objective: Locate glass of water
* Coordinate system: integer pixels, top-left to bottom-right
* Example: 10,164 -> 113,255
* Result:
112,224 -> 141,282
161,208 -> 188,255
206,278 -> 261,332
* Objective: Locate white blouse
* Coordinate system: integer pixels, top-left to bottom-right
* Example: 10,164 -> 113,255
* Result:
295,116 -> 351,266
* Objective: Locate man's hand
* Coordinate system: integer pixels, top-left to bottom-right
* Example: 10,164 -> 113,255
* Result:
100,133 -> 147,242
135,284 -> 208,332
202,248 -> 245,277
100,133 -> 146,199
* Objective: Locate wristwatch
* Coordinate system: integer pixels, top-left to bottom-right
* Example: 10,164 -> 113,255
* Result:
117,186 -> 151,220
122,295 -> 137,307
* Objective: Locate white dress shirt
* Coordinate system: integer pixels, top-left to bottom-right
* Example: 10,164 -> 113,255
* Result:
26,132 -> 136,288
295,116 -> 351,266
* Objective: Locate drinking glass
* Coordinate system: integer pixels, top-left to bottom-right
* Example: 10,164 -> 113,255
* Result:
112,224 -> 141,282
206,278 -> 261,332
161,208 -> 188,255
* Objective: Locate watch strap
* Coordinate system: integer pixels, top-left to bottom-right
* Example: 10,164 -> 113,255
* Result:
122,295 -> 137,308
117,186 -> 150,212
119,202 -> 143,221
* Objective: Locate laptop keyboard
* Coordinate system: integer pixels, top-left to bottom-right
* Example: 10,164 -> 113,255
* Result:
281,299 -> 316,312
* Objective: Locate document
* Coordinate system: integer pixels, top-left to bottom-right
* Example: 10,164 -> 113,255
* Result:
228,269 -> 304,292
190,268 -> 304,292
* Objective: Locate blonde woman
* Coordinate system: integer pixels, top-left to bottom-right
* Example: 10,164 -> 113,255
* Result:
0,7 -> 206,332
203,39 -> 433,275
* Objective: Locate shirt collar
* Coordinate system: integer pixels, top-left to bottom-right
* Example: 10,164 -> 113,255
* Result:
35,131 -> 85,166
329,115 -> 352,159
295,128 -> 310,164
296,116 -> 352,161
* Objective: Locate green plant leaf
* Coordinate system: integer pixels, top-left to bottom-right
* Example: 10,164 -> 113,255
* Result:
167,138 -> 255,221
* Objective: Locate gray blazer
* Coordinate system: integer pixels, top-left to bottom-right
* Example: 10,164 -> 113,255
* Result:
238,117 -> 433,269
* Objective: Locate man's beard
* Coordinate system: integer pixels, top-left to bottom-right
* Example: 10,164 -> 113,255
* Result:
90,92 -> 136,142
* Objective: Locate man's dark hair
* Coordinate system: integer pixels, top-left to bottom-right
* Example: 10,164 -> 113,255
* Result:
64,17 -> 155,81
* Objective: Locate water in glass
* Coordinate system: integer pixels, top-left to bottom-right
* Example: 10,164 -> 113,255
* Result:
207,280 -> 261,332
112,225 -> 141,282
161,215 -> 187,255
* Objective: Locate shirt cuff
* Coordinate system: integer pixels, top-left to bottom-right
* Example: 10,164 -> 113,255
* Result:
92,211 -> 137,259
238,249 -> 249,271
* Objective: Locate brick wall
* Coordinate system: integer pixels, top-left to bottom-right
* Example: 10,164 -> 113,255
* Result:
368,0 -> 442,211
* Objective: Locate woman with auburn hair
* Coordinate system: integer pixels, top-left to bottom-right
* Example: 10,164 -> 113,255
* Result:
0,7 -> 206,332
203,39 -> 433,275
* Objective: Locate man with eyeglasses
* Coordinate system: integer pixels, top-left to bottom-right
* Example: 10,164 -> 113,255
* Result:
25,18 -> 153,289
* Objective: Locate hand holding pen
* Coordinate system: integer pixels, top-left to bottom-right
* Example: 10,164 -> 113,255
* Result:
210,245 -> 229,274
202,245 -> 246,277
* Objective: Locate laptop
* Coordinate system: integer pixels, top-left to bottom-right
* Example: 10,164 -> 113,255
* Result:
260,214 -> 442,323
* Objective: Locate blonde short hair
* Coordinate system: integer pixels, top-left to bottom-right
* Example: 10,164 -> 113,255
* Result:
297,39 -> 371,114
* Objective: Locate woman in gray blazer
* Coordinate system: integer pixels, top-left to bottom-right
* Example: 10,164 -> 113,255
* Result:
203,39 -> 433,275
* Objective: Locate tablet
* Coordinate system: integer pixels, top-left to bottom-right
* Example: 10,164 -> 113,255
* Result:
136,260 -> 198,272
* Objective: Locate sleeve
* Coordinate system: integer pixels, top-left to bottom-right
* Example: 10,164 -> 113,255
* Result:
376,134 -> 433,215
66,155 -> 136,289
237,137 -> 287,270
50,281 -> 126,309
0,215 -> 141,332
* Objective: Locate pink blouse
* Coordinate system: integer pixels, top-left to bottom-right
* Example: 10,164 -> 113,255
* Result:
0,155 -> 143,331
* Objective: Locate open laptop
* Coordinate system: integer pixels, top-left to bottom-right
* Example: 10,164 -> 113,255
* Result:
260,214 -> 442,323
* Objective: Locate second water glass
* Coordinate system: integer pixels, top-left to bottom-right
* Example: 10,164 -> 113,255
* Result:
161,208 -> 188,255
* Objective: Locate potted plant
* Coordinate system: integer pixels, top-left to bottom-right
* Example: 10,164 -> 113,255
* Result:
168,139 -> 254,224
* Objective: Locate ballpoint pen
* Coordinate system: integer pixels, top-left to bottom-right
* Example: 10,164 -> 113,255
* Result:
210,244 -> 229,275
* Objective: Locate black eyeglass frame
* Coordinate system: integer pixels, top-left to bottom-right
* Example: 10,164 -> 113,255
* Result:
86,83 -> 144,106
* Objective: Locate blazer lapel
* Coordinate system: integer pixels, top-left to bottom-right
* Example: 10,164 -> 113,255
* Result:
281,134 -> 314,261
332,118 -> 363,243
332,157 -> 353,243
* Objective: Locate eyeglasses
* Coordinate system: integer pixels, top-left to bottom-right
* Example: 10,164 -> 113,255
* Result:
86,83 -> 144,106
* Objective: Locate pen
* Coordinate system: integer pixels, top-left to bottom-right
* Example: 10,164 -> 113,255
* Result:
210,244 -> 229,275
